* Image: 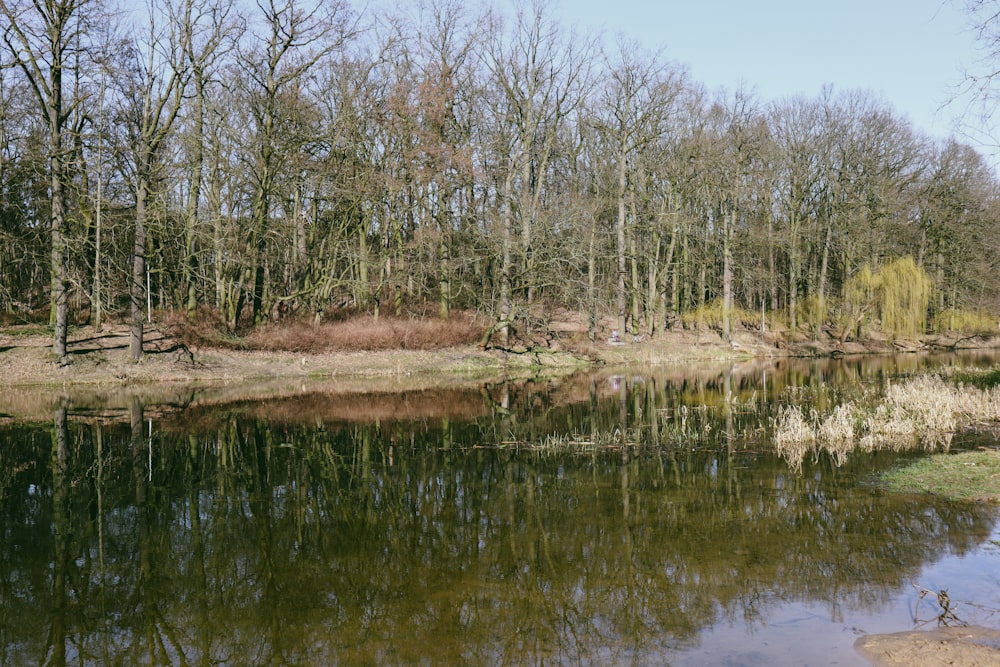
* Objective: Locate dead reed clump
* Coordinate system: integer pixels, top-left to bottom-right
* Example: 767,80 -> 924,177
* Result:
817,402 -> 859,465
882,375 -> 959,438
774,372 -> 1000,470
858,403 -> 921,452
773,405 -> 817,471
775,402 -> 864,471
158,309 -> 487,353
159,307 -> 233,349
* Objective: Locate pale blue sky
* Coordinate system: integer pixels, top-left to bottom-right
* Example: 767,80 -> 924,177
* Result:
557,0 -> 992,154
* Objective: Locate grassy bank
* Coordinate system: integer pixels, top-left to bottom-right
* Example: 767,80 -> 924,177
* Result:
880,451 -> 1000,502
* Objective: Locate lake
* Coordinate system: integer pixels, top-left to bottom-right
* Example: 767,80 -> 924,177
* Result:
2,352 -> 999,666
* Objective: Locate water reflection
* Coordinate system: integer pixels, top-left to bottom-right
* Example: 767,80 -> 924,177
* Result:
1,352 -> 998,665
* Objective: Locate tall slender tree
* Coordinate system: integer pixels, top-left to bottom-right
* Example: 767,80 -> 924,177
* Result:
118,0 -> 203,360
1,0 -> 96,361
595,39 -> 683,336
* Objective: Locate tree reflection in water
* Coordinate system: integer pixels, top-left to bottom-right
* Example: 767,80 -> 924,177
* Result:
1,355 -> 998,665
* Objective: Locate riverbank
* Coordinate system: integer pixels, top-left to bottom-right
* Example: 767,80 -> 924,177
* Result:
4,322 -> 997,389
0,323 -> 753,395
2,321 -> 999,426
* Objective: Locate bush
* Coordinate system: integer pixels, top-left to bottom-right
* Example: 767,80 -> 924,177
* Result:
681,299 -> 760,331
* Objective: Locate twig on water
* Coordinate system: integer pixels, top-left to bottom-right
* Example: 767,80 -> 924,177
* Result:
912,584 -> 967,627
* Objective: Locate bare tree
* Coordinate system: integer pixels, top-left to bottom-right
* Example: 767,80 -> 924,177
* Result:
768,96 -> 823,331
483,0 -> 593,322
179,0 -> 238,318
956,0 -> 1000,153
115,0 -> 199,360
237,0 -> 358,327
595,38 -> 683,337
404,0 -> 482,319
1,0 -> 96,361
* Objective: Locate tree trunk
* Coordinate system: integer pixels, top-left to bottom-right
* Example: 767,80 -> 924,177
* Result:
500,168 -> 514,346
628,194 -> 641,333
439,229 -> 449,319
788,210 -> 799,331
616,146 -> 628,336
50,126 -> 69,361
130,174 -> 148,361
722,209 -> 733,342
587,208 -> 598,341
815,220 -> 832,339
648,224 -> 661,337
768,212 -> 778,315
184,72 -> 205,318
662,222 -> 678,331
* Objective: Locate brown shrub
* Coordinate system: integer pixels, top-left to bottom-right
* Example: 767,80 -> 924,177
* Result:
253,313 -> 485,352
163,309 -> 487,353
159,308 -> 234,349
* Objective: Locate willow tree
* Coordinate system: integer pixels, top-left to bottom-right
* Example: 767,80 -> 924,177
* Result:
880,257 -> 931,338
843,257 -> 930,340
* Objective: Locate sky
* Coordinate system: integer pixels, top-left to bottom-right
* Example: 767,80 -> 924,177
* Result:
556,0 -> 994,160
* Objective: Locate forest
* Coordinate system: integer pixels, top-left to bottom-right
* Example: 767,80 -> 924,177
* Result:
1,0 -> 999,362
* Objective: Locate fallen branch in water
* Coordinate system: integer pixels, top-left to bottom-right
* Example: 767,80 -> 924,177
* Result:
912,583 -> 967,627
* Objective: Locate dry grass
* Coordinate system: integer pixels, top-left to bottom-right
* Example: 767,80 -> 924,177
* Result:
163,309 -> 487,353
773,373 -> 1000,471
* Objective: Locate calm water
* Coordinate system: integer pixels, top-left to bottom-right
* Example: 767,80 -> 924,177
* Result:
2,352 -> 1000,666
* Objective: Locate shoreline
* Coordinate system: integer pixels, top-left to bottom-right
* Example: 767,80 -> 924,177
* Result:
2,324 -> 998,423
4,324 -> 997,388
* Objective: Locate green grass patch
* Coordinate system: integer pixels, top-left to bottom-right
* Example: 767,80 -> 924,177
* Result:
880,451 -> 1000,501
952,367 -> 1000,390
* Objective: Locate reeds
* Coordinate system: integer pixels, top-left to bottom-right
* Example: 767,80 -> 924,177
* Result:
773,373 -> 1000,471
497,427 -> 646,453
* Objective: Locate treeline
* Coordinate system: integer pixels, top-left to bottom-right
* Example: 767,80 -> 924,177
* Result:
2,0 -> 998,360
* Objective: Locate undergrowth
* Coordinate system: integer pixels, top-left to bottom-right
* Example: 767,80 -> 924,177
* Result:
162,309 -> 487,353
